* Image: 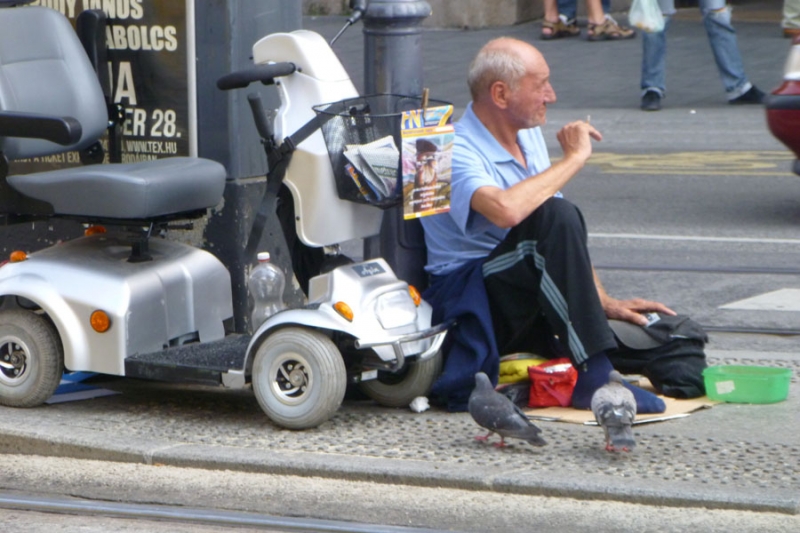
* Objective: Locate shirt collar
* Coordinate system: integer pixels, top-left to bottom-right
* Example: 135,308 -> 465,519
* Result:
459,102 -> 536,170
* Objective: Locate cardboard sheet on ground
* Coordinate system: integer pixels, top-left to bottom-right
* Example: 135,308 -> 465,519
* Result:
525,378 -> 719,425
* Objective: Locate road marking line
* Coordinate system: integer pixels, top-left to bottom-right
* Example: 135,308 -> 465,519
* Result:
586,151 -> 796,176
720,289 -> 800,312
589,233 -> 800,245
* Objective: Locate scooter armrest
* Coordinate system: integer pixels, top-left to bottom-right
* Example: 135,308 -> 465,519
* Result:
217,62 -> 297,90
0,111 -> 83,146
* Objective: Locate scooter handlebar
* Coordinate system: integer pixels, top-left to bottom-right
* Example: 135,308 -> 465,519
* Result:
216,62 -> 297,91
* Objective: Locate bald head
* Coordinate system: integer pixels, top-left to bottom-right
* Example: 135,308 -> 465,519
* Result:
467,37 -> 547,103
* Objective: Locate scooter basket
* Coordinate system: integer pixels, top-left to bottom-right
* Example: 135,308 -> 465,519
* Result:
314,94 -> 450,209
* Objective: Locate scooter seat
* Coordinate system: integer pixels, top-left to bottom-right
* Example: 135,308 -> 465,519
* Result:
7,157 -> 226,220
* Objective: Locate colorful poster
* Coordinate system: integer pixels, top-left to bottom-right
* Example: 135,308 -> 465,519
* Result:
8,0 -> 195,175
400,105 -> 454,220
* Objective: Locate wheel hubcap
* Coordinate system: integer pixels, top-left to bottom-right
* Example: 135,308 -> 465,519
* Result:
0,336 -> 29,385
269,353 -> 312,406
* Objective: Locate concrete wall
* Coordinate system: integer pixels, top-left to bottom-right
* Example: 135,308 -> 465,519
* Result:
302,0 -> 635,28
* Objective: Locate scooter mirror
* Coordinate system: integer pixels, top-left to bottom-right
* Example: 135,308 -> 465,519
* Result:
331,0 -> 367,45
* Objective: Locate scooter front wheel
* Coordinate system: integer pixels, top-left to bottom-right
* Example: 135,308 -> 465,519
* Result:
251,327 -> 346,430
0,309 -> 64,407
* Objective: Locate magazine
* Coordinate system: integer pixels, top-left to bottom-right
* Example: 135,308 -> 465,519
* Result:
343,135 -> 399,201
400,104 -> 455,219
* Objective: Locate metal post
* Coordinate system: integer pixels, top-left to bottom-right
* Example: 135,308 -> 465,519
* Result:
197,0 -> 305,332
362,0 -> 432,290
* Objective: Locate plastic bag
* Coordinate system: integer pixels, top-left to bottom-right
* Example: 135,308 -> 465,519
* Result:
629,0 -> 665,33
527,358 -> 578,408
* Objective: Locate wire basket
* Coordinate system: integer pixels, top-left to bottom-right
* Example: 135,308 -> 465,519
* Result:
313,94 -> 451,209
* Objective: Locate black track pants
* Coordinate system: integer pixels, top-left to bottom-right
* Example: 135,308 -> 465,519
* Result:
481,197 -> 617,366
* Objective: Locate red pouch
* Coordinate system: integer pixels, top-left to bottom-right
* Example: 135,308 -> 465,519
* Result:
527,358 -> 578,408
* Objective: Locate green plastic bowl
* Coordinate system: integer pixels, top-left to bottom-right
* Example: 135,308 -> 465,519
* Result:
703,365 -> 792,404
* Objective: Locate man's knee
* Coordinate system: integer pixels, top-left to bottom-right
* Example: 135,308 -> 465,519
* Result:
536,197 -> 586,235
510,197 -> 588,244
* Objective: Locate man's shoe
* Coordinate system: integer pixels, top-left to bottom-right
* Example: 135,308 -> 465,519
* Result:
729,85 -> 765,105
640,90 -> 661,111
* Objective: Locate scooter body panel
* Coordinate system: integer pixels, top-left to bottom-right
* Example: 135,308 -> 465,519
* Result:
247,259 -> 441,367
252,30 -> 384,247
0,235 -> 232,374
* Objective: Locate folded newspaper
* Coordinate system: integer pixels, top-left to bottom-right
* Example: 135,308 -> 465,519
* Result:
343,135 -> 399,201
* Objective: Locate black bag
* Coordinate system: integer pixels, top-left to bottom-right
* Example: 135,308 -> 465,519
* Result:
607,314 -> 708,399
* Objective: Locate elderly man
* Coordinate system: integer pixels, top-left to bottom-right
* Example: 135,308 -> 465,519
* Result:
421,37 -> 672,412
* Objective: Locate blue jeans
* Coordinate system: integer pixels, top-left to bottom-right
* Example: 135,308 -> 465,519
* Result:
557,0 -> 611,20
641,0 -> 751,100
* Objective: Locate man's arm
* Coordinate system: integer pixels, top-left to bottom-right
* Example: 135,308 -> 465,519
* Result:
471,120 -> 601,228
593,267 -> 676,326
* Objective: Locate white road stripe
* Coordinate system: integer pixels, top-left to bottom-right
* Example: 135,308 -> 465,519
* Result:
589,233 -> 800,245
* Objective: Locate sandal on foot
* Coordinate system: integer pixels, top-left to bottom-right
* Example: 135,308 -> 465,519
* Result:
541,16 -> 581,40
587,16 -> 636,41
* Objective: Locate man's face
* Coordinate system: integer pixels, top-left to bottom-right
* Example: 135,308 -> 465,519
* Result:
507,59 -> 556,130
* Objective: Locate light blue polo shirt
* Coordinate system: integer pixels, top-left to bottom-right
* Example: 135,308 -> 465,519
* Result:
421,103 -> 554,276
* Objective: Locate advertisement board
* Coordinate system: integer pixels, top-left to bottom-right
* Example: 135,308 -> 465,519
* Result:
8,0 -> 196,175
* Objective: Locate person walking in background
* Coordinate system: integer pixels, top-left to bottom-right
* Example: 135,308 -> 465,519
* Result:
783,0 -> 800,38
541,0 -> 635,41
640,0 -> 764,111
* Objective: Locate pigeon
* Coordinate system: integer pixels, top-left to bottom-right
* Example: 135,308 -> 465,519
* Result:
468,372 -> 546,448
591,370 -> 637,452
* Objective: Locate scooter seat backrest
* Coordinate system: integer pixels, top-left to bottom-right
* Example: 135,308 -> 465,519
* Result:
0,6 -> 108,159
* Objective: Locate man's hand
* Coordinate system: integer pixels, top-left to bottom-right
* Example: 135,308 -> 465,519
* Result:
556,120 -> 603,164
601,296 -> 676,326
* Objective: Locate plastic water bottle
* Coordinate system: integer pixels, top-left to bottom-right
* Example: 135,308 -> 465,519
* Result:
248,252 -> 285,330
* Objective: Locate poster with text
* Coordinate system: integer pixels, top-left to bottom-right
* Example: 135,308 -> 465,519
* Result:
9,0 -> 195,175
400,105 -> 454,220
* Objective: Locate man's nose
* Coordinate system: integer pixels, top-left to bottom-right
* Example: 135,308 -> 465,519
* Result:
545,83 -> 557,103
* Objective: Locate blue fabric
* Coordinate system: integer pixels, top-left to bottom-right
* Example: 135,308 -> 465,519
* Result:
557,0 -> 610,20
424,257 -> 499,412
421,103 -> 553,277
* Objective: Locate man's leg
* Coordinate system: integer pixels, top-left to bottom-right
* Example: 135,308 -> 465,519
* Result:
482,198 -> 665,413
640,17 -> 669,108
784,0 -> 800,35
700,0 -> 762,102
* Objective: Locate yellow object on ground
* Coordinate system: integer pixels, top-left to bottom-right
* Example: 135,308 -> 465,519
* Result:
498,354 -> 548,384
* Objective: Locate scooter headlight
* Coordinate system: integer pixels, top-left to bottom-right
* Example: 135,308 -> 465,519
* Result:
375,290 -> 417,329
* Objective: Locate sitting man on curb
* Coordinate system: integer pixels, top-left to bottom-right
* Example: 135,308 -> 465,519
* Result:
420,37 -> 672,413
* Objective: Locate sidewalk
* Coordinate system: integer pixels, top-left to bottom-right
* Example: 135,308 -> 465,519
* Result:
0,349 -> 797,514
1,8 -> 798,518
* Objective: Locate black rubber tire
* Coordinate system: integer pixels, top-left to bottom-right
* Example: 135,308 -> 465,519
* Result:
0,309 -> 63,408
358,351 -> 442,408
252,327 -> 346,430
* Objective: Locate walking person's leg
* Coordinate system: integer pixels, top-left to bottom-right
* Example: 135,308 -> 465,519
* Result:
700,0 -> 764,103
640,25 -> 669,109
783,0 -> 800,37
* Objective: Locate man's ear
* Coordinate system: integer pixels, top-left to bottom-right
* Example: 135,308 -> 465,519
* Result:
489,80 -> 511,109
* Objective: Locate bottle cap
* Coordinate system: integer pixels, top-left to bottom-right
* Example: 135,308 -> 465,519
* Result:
257,252 -> 271,262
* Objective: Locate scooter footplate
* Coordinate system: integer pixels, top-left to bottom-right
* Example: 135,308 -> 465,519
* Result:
124,334 -> 250,386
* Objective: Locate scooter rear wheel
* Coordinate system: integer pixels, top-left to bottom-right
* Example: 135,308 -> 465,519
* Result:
252,327 -> 346,430
358,350 -> 442,408
0,309 -> 64,408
